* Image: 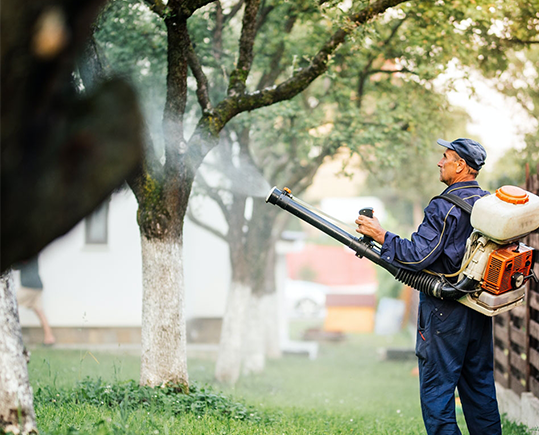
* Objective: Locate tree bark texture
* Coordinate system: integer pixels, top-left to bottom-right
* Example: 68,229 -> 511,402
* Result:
210,0 -> 408,126
140,236 -> 188,388
210,187 -> 282,382
263,292 -> 282,359
133,11 -> 198,390
0,273 -> 37,435
262,245 -> 282,359
1,0 -> 144,272
214,281 -> 252,384
242,293 -> 266,375
241,203 -> 279,365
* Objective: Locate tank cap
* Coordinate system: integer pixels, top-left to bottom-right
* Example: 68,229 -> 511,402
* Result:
495,185 -> 529,204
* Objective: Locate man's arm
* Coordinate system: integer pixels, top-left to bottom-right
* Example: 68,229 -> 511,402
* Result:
356,200 -> 457,273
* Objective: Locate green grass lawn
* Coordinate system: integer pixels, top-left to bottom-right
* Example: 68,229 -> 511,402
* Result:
24,327 -> 529,435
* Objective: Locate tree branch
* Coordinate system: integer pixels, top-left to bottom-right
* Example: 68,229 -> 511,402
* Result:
367,68 -> 415,75
185,0 -> 406,172
213,1 -> 224,60
162,17 -> 191,176
79,36 -> 110,88
227,0 -> 261,96
143,0 -> 167,17
256,13 -> 297,90
187,39 -> 212,113
223,0 -> 245,24
187,209 -> 228,241
256,4 -> 274,32
358,16 -> 407,106
501,37 -> 539,45
287,145 -> 332,192
168,0 -> 215,19
195,172 -> 232,222
268,153 -> 291,182
220,0 -> 407,120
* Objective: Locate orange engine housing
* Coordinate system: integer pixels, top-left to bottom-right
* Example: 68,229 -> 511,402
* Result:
482,243 -> 534,295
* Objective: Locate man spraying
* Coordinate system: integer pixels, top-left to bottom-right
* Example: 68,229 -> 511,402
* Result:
355,138 -> 501,435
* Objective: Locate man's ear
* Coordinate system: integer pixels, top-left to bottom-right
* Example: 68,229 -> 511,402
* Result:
456,159 -> 465,173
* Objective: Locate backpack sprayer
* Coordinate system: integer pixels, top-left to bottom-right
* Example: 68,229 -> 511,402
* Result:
266,185 -> 539,316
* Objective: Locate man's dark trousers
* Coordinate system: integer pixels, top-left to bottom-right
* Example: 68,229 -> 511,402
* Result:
416,295 -> 502,435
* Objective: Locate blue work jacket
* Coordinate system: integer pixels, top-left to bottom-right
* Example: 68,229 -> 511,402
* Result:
380,181 -> 490,278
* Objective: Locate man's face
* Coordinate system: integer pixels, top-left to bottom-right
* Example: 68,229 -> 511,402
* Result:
437,149 -> 461,186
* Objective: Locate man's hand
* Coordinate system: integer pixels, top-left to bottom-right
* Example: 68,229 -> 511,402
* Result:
355,214 -> 387,245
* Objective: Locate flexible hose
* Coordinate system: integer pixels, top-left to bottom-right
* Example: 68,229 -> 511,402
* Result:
394,269 -> 442,297
393,269 -> 478,299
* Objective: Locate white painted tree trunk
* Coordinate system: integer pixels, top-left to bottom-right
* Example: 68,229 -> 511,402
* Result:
242,293 -> 266,375
140,236 -> 188,388
263,292 -> 282,359
0,272 -> 37,435
214,281 -> 251,384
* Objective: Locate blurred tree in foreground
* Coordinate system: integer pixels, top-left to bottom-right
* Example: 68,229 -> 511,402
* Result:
1,0 -> 144,272
1,0 -> 145,432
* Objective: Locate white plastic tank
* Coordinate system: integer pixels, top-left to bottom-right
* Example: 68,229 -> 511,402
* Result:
471,185 -> 539,242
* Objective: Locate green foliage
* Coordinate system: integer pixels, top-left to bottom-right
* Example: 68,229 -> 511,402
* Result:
487,148 -> 528,189
484,44 -> 539,189
34,378 -> 275,424
94,0 -> 538,193
27,341 -> 532,435
94,0 -> 167,86
486,141 -> 539,190
94,0 -> 168,151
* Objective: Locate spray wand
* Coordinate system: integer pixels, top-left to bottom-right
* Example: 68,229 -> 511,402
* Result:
266,186 -> 478,300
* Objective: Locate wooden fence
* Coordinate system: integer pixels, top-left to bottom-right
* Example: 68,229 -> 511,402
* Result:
493,166 -> 539,399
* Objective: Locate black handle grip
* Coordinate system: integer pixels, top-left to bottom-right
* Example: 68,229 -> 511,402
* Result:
359,207 -> 374,244
359,207 -> 373,218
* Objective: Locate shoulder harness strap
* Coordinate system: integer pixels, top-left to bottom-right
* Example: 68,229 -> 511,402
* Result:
431,193 -> 473,214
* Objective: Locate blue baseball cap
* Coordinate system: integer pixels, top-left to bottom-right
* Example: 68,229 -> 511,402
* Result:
437,138 -> 487,171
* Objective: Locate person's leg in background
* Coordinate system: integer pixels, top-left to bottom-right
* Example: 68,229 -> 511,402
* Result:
17,286 -> 56,345
33,306 -> 56,345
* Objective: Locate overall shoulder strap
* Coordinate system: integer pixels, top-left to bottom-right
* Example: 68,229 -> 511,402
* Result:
431,193 -> 473,214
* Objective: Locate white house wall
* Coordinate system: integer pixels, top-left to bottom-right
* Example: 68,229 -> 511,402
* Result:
184,197 -> 230,319
18,189 -> 230,327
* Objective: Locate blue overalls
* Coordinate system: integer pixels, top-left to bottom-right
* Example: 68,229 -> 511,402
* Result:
380,181 -> 502,435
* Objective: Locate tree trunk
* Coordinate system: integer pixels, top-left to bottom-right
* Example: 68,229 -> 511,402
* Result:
263,291 -> 282,359
214,280 -> 251,384
244,244 -> 282,365
241,205 -> 280,370
262,242 -> 281,359
242,293 -> 266,375
140,235 -> 188,388
0,272 -> 37,434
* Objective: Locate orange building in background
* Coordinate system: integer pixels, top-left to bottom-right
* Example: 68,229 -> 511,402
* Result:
287,245 -> 378,333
